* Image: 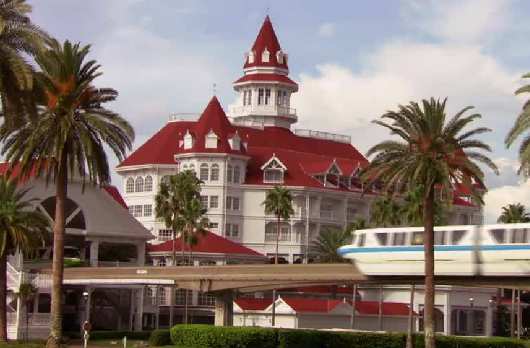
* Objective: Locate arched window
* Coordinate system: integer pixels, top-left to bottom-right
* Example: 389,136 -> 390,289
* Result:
183,164 -> 188,170
189,164 -> 195,173
233,166 -> 240,184
144,176 -> 153,191
200,164 -> 209,181
135,177 -> 144,192
227,165 -> 233,183
126,178 -> 134,193
210,164 -> 220,181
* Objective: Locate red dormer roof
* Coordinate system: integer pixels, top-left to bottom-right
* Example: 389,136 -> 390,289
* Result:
235,298 -> 273,311
147,230 -> 265,258
244,16 -> 288,70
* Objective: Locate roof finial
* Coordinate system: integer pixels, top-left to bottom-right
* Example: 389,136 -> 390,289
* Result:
212,82 -> 217,95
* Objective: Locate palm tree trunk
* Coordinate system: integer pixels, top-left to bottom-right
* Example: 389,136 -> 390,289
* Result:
169,232 -> 175,329
48,151 -> 68,348
406,285 -> 415,348
184,239 -> 192,325
423,186 -> 436,348
272,214 -> 281,327
0,252 -> 7,342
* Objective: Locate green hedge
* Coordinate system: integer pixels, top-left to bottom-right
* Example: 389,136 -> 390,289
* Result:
149,329 -> 171,346
170,325 -> 527,348
171,324 -> 277,348
88,330 -> 151,340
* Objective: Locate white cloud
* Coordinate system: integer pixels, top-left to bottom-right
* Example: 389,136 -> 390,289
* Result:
483,180 -> 530,223
318,23 -> 337,37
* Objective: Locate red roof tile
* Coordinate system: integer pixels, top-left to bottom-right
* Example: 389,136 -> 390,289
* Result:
353,301 -> 417,316
235,298 -> 273,310
234,74 -> 297,86
148,231 -> 265,257
283,297 -> 345,313
244,16 -> 288,70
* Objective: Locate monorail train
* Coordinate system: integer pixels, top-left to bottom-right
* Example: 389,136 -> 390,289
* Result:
338,223 -> 530,276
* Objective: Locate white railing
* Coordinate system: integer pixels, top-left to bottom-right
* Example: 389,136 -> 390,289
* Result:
230,105 -> 297,119
294,129 -> 351,144
7,254 -> 21,271
228,117 -> 265,129
7,264 -> 20,289
265,232 -> 302,244
168,113 -> 200,122
23,273 -> 52,288
28,313 -> 50,326
144,296 -> 158,307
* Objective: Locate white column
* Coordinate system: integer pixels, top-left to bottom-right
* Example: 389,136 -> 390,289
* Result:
137,243 -> 146,266
445,291 -> 451,336
135,287 -> 144,331
90,241 -> 99,267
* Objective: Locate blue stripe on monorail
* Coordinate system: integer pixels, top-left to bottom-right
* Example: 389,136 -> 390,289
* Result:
338,244 -> 530,255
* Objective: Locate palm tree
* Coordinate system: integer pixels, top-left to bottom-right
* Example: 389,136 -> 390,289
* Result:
0,0 -> 48,127
401,184 -> 447,226
181,197 -> 208,325
497,203 -> 530,223
155,170 -> 202,327
0,40 -> 134,346
0,177 -> 47,342
314,228 -> 352,263
506,73 -> 530,176
17,283 -> 37,341
362,98 -> 498,348
262,185 -> 294,327
370,195 -> 401,227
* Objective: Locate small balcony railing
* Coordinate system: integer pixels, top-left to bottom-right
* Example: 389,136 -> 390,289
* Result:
230,105 -> 297,119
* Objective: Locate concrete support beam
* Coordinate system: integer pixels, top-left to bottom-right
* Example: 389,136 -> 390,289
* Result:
137,243 -> 146,266
214,290 -> 234,326
90,241 -> 99,267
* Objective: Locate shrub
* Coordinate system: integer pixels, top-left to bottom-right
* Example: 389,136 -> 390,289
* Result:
88,330 -> 151,340
277,329 -> 328,348
149,329 -> 171,346
171,324 -> 277,348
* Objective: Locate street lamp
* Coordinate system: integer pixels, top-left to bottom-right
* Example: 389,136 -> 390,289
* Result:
489,299 -> 494,308
469,297 -> 474,307
82,291 -> 89,321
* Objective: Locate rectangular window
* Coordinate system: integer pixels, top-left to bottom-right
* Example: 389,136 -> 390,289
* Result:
375,233 -> 388,246
279,226 -> 289,241
511,228 -> 528,244
264,169 -> 283,183
434,231 -> 446,245
451,230 -> 466,245
200,166 -> 209,181
265,88 -> 271,105
393,232 -> 406,246
200,196 -> 208,208
210,196 -> 219,208
134,205 -> 143,217
320,204 -> 333,219
158,229 -> 173,242
232,224 -> 239,237
198,291 -> 216,307
143,204 -> 152,217
243,91 -> 247,106
277,90 -> 283,106
227,166 -> 233,183
225,223 -> 232,237
248,90 -> 252,105
490,229 -> 506,244
358,234 -> 366,247
282,91 -> 287,106
258,89 -> 264,105
209,222 -> 219,229
232,197 -> 240,210
128,206 -> 134,214
411,232 -> 423,245
226,197 -> 232,210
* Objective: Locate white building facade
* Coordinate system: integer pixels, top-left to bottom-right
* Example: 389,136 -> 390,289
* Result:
116,15 -> 483,263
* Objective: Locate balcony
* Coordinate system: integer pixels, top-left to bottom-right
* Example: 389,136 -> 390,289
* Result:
265,231 -> 304,244
230,105 -> 297,120
7,313 -> 50,326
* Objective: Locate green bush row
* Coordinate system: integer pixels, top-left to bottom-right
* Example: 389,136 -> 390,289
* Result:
88,330 -> 151,340
170,325 -> 527,348
149,329 -> 171,346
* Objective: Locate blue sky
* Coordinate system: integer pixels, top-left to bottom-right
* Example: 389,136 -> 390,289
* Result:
28,0 -> 530,222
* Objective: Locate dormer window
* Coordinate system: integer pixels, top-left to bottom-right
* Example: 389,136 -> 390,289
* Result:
247,90 -> 252,105
229,134 -> 241,151
277,90 -> 288,106
258,88 -> 270,106
276,50 -> 284,64
262,48 -> 270,62
261,155 -> 287,184
247,51 -> 255,64
183,130 -> 194,149
205,130 -> 218,149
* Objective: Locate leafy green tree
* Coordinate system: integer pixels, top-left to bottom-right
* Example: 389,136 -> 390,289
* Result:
17,282 -> 37,341
506,73 -> 530,177
0,0 -> 48,127
262,185 -> 294,327
401,184 -> 447,226
0,40 -> 134,346
362,98 -> 498,348
497,203 -> 530,223
370,195 -> 401,227
154,170 -> 202,327
314,228 -> 352,263
0,177 -> 47,342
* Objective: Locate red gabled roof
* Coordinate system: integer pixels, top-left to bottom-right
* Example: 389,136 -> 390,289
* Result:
244,16 -> 288,70
283,297 -> 345,313
103,186 -> 128,209
147,230 -> 265,257
235,298 -> 273,310
234,74 -> 297,86
354,301 -> 417,316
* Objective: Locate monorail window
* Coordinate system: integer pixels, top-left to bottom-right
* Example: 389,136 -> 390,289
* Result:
358,234 -> 366,247
451,230 -> 466,245
511,228 -> 528,244
393,232 -> 406,246
490,229 -> 506,244
411,232 -> 423,245
434,231 -> 446,245
376,233 -> 388,245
